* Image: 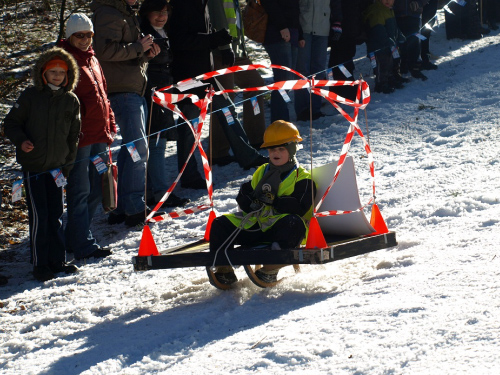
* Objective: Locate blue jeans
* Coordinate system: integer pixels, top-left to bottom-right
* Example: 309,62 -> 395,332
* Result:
264,41 -> 298,122
109,93 -> 148,216
65,143 -> 107,258
294,33 -> 328,117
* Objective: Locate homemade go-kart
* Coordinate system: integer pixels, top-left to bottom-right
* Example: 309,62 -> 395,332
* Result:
131,64 -> 398,289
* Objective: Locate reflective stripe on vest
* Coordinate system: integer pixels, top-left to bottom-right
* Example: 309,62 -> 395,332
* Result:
223,0 -> 238,37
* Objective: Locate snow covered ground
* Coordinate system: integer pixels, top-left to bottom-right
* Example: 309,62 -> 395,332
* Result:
1,11 -> 500,375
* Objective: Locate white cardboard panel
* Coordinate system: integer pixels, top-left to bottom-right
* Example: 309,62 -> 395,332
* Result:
312,156 -> 375,237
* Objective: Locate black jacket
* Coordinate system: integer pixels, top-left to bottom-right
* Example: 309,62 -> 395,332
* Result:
169,0 -> 213,92
140,20 -> 176,137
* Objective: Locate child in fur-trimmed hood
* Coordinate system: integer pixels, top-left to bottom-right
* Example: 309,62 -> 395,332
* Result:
3,47 -> 81,282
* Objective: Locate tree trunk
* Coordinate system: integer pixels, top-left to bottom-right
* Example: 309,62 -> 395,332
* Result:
56,0 -> 67,43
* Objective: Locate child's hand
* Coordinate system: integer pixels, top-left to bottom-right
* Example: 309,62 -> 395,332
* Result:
21,140 -> 34,153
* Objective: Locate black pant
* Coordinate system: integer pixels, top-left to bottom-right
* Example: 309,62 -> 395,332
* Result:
209,214 -> 306,254
24,171 -> 66,267
396,16 -> 422,71
176,102 -> 204,185
421,0 -> 438,62
374,51 -> 394,86
328,35 -> 358,101
211,93 -> 263,169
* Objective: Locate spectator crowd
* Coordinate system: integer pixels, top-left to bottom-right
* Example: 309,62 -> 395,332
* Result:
1,0 -> 499,284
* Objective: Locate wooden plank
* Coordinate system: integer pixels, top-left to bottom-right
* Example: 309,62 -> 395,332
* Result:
162,239 -> 209,255
132,232 -> 397,271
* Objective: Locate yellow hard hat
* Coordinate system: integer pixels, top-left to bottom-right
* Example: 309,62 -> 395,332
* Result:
260,120 -> 303,148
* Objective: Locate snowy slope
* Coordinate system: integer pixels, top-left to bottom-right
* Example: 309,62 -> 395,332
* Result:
1,13 -> 500,375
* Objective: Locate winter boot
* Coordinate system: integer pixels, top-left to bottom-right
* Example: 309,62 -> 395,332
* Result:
49,262 -> 79,274
214,266 -> 237,285
33,266 -> 55,282
421,60 -> 438,70
410,68 -> 428,81
255,268 -> 279,283
374,83 -> 395,94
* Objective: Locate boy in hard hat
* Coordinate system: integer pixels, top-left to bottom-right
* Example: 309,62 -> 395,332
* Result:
209,120 -> 317,285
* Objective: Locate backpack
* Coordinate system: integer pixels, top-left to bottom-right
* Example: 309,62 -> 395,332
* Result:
242,0 -> 268,44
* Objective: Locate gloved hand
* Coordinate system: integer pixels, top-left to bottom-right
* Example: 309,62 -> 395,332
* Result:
409,1 -> 420,12
250,199 -> 264,211
256,191 -> 275,205
220,48 -> 235,67
330,22 -> 342,43
209,29 -> 233,49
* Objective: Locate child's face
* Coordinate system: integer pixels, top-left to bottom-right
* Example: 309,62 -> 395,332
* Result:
381,0 -> 394,8
268,146 -> 290,166
44,67 -> 67,86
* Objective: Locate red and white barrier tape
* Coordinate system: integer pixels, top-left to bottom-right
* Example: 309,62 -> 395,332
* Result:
146,90 -> 215,223
148,64 -> 375,222
147,204 -> 212,222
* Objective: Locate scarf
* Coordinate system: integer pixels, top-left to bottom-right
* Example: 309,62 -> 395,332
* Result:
253,157 -> 297,204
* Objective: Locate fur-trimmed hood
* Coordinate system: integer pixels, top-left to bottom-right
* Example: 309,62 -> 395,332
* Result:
90,0 -> 137,16
33,47 -> 79,92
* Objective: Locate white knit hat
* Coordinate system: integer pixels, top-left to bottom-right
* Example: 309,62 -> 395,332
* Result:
65,13 -> 94,39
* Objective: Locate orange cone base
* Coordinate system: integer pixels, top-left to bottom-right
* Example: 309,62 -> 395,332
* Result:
138,225 -> 160,256
305,217 -> 328,249
369,203 -> 389,235
203,210 -> 217,241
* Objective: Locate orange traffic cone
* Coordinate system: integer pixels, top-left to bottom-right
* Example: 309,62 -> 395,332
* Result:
138,225 -> 160,256
203,210 -> 217,241
369,203 -> 389,234
305,216 -> 328,249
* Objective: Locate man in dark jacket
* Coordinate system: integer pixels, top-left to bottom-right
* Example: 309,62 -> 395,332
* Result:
91,0 -> 160,226
169,0 -> 267,179
328,0 -> 372,101
208,0 -> 268,166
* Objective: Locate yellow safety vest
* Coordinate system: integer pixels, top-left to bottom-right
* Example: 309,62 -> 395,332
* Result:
223,0 -> 238,38
226,164 -> 314,234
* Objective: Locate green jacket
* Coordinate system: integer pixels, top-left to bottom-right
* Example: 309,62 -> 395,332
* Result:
208,0 -> 247,59
363,0 -> 404,53
90,0 -> 149,96
226,163 -> 315,233
3,47 -> 81,176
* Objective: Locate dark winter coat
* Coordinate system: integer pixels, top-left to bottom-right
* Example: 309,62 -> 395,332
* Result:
90,0 -> 149,96
168,0 -> 213,90
393,0 -> 429,18
139,19 -> 175,138
60,40 -> 116,147
363,0 -> 405,53
261,0 -> 304,45
3,47 -> 81,177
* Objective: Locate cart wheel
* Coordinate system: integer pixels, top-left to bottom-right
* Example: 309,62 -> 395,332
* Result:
206,266 -> 233,290
244,264 -> 300,288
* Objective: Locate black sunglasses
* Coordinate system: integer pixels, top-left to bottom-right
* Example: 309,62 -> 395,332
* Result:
73,32 -> 94,39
